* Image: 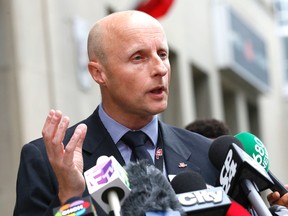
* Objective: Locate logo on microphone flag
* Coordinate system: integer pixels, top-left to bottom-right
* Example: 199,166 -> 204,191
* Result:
53,196 -> 95,216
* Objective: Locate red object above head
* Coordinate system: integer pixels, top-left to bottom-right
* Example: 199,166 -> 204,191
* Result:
136,0 -> 175,19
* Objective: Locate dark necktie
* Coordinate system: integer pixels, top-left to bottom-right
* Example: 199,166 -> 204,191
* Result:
121,131 -> 154,165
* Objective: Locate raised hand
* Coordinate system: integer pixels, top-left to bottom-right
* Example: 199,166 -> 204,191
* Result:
42,109 -> 87,204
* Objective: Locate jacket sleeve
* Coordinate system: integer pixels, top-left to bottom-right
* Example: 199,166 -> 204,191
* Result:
13,142 -> 60,216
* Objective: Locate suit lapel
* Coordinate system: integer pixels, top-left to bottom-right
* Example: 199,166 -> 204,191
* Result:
81,108 -> 125,171
159,122 -> 201,175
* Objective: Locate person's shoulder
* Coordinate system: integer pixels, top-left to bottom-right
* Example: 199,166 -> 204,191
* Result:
159,121 -> 212,144
159,121 -> 187,133
23,137 -> 45,151
160,121 -> 204,135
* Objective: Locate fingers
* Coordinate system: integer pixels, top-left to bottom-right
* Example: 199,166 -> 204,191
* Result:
42,110 -> 62,140
267,191 -> 280,205
267,191 -> 288,208
42,110 -> 70,161
52,116 -> 70,157
77,124 -> 88,148
42,109 -> 88,167
282,194 -> 288,207
276,193 -> 288,207
42,109 -> 55,132
63,124 -> 87,166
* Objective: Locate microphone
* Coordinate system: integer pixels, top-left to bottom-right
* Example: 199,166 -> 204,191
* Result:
209,135 -> 274,216
170,170 -> 232,216
170,170 -> 207,194
84,155 -> 131,216
53,196 -> 96,216
225,201 -> 251,216
235,132 -> 288,197
269,205 -> 288,216
208,135 -> 244,171
121,160 -> 183,216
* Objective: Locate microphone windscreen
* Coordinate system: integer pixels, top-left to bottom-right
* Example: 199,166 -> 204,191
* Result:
226,201 -> 251,216
170,170 -> 207,194
208,135 -> 244,170
122,160 -> 184,216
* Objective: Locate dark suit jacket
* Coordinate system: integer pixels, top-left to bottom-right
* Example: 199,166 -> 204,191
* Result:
13,107 -> 219,216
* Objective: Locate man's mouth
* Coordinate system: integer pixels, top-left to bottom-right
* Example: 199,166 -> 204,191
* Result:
150,86 -> 165,94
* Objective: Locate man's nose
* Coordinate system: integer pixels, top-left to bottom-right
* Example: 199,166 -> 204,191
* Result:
150,55 -> 169,77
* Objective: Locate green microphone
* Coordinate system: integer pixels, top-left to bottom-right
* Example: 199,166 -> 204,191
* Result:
235,132 -> 288,197
234,132 -> 269,171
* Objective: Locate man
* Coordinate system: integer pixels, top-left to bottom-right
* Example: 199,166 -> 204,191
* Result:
13,10 -> 288,216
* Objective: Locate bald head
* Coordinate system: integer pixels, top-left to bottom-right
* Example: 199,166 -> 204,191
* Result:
87,10 -> 165,64
87,10 -> 170,126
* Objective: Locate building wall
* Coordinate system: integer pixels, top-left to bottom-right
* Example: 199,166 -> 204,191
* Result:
1,0 -> 287,214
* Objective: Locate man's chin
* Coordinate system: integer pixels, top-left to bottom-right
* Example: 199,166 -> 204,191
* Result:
150,105 -> 167,115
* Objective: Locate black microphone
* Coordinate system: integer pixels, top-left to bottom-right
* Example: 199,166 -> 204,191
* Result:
170,170 -> 232,216
208,135 -> 244,171
170,170 -> 207,194
121,160 -> 184,216
170,169 -> 251,215
209,135 -> 274,216
53,196 -> 96,216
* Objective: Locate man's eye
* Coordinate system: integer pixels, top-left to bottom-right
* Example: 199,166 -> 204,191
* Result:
159,52 -> 168,59
133,55 -> 142,61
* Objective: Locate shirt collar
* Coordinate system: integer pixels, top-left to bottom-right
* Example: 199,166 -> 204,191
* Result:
98,103 -> 158,146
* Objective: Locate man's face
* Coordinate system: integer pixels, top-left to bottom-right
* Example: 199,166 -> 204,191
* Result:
101,16 -> 171,120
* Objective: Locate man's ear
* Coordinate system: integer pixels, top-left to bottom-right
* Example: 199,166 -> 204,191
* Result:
88,61 -> 106,85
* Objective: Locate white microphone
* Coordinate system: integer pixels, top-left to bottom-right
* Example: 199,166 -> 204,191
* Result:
84,155 -> 130,216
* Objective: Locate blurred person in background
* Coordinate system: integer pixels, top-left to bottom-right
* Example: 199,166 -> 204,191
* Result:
185,118 -> 230,139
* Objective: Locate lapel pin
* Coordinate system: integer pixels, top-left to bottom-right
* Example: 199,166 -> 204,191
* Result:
178,162 -> 187,168
155,148 -> 163,160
